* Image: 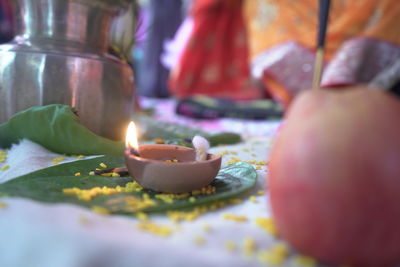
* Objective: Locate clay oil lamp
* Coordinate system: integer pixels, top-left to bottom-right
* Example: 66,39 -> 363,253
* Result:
124,122 -> 222,194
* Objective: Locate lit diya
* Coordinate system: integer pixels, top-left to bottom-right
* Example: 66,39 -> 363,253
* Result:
124,122 -> 222,193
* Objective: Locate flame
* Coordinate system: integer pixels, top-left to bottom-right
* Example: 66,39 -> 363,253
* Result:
125,121 -> 139,150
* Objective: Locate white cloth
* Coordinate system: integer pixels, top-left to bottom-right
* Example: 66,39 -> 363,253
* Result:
0,136 -> 309,267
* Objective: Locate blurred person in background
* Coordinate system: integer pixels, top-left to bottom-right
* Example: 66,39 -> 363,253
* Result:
164,0 -> 400,107
0,0 -> 13,43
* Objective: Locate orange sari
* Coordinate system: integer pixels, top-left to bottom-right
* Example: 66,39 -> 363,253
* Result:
246,0 -> 400,107
245,0 -> 400,60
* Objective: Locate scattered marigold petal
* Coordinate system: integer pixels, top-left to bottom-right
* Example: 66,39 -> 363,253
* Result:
202,224 -> 212,232
194,236 -> 205,246
91,206 -> 110,215
272,242 -> 289,258
243,237 -> 257,256
99,163 -> 108,168
137,221 -> 173,237
154,138 -> 165,144
249,196 -> 257,203
258,250 -> 285,265
0,165 -> 9,171
292,255 -> 317,267
257,190 -> 265,195
229,198 -> 243,205
78,215 -> 89,225
135,212 -> 148,221
223,213 -> 248,222
255,217 -> 278,237
224,240 -> 237,252
0,201 -> 8,209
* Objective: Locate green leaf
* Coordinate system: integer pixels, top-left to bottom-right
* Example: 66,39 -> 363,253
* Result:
0,156 -> 257,214
134,114 -> 242,146
0,105 -> 124,155
0,105 -> 241,156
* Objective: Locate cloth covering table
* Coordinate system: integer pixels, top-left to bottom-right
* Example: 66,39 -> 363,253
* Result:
1,98 -> 381,267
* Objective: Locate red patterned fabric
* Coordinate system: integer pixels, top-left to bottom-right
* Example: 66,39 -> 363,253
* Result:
169,0 -> 261,100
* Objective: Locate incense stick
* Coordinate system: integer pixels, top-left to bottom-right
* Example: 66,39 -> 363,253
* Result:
312,0 -> 331,88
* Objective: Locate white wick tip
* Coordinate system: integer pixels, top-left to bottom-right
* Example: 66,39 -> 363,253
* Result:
192,135 -> 210,161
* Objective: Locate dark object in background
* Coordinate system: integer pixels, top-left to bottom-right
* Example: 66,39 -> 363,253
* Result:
0,0 -> 14,43
370,59 -> 400,98
389,80 -> 400,97
176,96 -> 284,120
387,60 -> 400,98
138,0 -> 182,98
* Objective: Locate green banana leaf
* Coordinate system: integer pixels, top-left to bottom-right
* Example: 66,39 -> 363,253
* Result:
0,105 -> 124,155
134,114 -> 242,146
0,156 -> 257,214
0,105 -> 242,156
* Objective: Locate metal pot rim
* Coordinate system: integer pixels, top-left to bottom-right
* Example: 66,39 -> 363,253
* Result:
47,0 -> 134,12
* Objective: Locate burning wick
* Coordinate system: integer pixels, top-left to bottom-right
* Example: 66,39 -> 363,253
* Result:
126,121 -> 140,156
192,135 -> 209,161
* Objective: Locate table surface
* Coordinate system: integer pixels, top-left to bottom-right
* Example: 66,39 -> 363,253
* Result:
0,99 -> 333,267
